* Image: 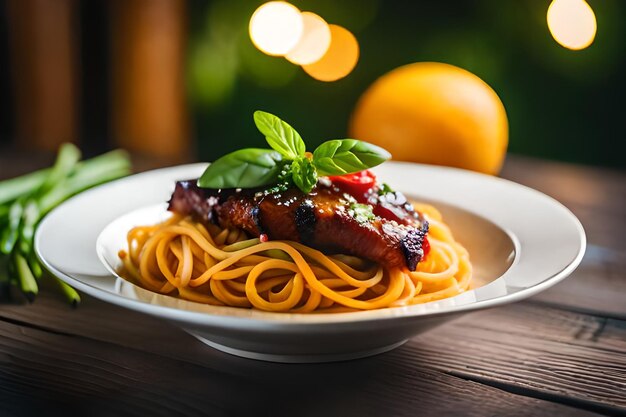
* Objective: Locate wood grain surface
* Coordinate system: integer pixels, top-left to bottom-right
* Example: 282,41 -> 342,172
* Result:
1,151 -> 625,417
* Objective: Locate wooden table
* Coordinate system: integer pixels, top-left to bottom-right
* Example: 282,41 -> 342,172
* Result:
1,152 -> 625,416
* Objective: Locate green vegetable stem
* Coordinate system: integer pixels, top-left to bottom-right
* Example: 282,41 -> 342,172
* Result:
0,143 -> 132,305
198,111 -> 391,193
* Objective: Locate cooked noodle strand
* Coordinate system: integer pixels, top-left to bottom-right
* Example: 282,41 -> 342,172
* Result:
118,204 -> 472,312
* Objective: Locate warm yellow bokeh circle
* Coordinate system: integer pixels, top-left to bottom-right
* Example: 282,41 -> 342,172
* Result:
547,0 -> 597,51
302,25 -> 359,82
350,62 -> 508,175
249,1 -> 303,56
286,12 -> 331,65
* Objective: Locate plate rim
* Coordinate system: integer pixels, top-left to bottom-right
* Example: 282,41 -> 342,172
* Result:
34,161 -> 587,329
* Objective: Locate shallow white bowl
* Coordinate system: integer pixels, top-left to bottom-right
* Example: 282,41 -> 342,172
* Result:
35,162 -> 585,362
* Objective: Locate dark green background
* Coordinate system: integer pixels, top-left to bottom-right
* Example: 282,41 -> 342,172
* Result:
188,0 -> 625,169
0,0 -> 622,169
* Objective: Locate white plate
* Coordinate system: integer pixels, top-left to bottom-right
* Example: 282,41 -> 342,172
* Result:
35,162 -> 586,363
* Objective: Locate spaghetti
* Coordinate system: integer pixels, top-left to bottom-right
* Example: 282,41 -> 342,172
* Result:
118,204 -> 471,313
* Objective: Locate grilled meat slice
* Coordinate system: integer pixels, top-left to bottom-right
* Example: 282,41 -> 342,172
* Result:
168,180 -> 429,271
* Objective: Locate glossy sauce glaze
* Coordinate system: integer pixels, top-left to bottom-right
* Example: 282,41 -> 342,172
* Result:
168,178 -> 429,270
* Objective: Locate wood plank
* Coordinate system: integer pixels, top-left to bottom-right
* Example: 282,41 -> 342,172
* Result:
3,153 -> 625,414
501,155 -> 626,316
501,154 -> 626,251
0,318 -> 601,417
1,291 -> 625,414
501,154 -> 625,216
564,204 -> 625,253
0,284 -> 190,355
531,244 -> 626,318
412,303 -> 626,414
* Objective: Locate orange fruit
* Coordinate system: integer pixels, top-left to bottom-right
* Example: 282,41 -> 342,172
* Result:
350,62 -> 508,175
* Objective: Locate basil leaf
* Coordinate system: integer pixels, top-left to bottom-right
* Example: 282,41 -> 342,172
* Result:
313,139 -> 391,176
198,148 -> 283,189
291,157 -> 317,194
253,111 -> 306,160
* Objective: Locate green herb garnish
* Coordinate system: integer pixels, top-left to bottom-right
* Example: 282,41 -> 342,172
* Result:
196,148 -> 283,189
377,183 -> 394,195
198,111 -> 391,193
253,111 -> 306,160
349,203 -> 375,224
312,139 -> 390,176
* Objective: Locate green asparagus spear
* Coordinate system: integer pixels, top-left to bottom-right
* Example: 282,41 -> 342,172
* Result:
14,253 -> 38,302
28,251 -> 43,279
1,198 -> 24,254
0,168 -> 49,206
1,145 -> 132,305
0,145 -> 124,206
35,143 -> 81,197
55,277 -> 81,307
0,211 -> 8,233
38,150 -> 131,215
18,200 -> 40,255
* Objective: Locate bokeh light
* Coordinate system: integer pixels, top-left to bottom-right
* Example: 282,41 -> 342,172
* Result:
302,25 -> 359,82
547,0 -> 597,50
249,1 -> 303,56
286,12 -> 331,65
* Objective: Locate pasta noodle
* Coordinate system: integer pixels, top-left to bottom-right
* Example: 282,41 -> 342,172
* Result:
118,204 -> 471,313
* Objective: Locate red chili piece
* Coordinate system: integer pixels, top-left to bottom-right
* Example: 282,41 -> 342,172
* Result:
328,170 -> 377,202
422,236 -> 431,258
329,170 -> 430,260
